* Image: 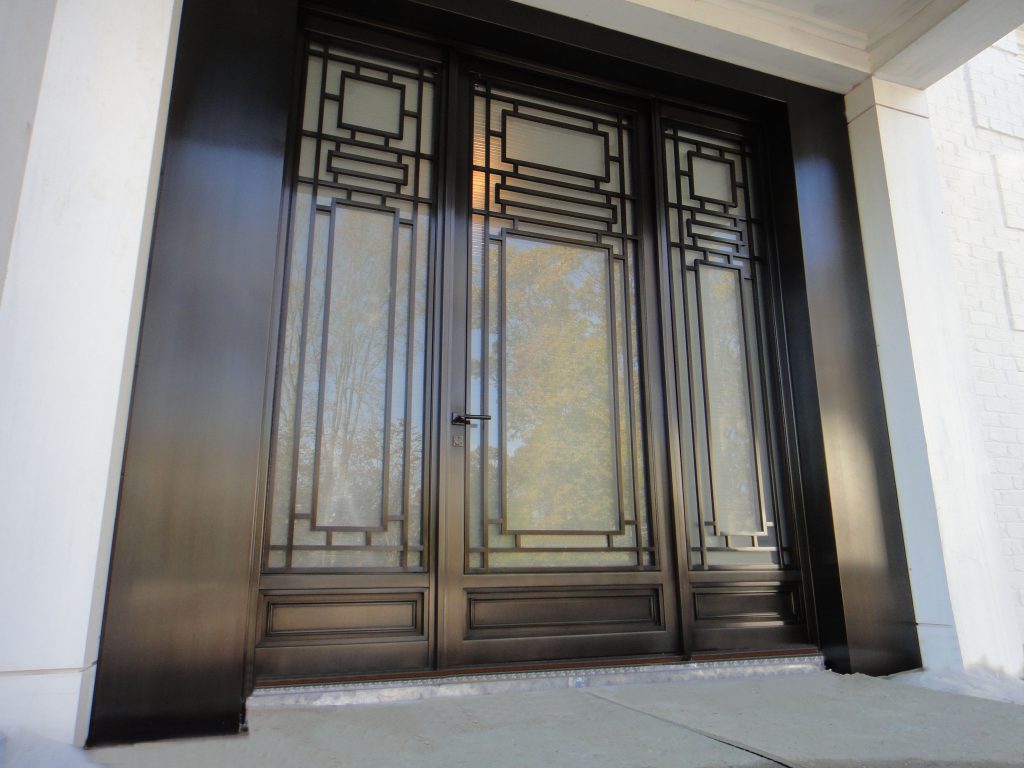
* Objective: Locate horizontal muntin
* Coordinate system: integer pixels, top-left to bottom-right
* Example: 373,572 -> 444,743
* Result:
327,150 -> 410,186
497,204 -> 616,235
495,184 -> 617,223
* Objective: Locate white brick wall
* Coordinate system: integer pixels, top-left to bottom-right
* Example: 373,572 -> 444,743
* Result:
928,30 -> 1024,639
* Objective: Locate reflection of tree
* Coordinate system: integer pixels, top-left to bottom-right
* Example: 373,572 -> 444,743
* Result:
318,208 -> 392,528
272,199 -> 426,552
499,238 -> 620,532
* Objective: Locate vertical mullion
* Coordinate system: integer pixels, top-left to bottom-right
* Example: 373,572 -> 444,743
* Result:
378,210 -> 401,542
285,43 -> 329,569
602,115 -> 627,543
481,87 -> 493,573
678,133 -> 709,571
616,114 -> 645,567
481,84 -> 492,571
745,149 -> 785,562
401,65 -> 425,570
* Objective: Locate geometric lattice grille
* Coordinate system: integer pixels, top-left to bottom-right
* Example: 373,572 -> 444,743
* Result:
466,79 -> 655,572
264,39 -> 437,572
661,121 -> 791,569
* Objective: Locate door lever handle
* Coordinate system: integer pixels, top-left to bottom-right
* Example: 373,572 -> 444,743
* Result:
451,413 -> 492,426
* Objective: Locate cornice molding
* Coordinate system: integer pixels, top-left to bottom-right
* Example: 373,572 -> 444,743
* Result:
693,0 -> 868,50
507,0 -> 1020,92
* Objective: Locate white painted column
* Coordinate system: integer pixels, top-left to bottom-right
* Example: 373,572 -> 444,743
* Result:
846,77 -> 1024,675
0,0 -> 182,745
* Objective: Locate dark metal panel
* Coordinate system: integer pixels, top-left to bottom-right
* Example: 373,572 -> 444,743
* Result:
89,0 -> 298,744
781,88 -> 920,674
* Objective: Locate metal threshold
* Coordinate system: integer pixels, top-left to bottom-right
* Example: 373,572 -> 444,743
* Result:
248,653 -> 825,709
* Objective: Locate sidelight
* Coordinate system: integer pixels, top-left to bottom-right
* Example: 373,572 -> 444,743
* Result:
661,120 -> 791,569
265,41 -> 438,571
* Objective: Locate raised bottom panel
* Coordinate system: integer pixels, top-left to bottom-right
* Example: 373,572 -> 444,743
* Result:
253,589 -> 430,682
443,584 -> 678,668
466,586 -> 663,639
687,577 -> 810,652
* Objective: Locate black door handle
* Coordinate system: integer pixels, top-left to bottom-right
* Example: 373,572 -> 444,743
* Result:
451,413 -> 492,426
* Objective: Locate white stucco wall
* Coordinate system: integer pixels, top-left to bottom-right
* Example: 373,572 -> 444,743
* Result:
0,0 -> 181,745
928,30 -> 1024,645
847,77 -> 1024,677
0,0 -> 58,298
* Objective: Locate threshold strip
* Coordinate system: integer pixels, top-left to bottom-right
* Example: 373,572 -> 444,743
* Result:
248,654 -> 823,709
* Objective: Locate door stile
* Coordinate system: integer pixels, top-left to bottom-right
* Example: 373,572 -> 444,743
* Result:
634,100 -> 691,655
435,49 -> 469,671
649,97 -> 697,653
421,49 -> 456,677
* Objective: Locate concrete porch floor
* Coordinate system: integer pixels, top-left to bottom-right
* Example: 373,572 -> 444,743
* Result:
75,670 -> 1024,767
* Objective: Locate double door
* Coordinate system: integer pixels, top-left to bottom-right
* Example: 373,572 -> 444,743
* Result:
253,19 -> 795,683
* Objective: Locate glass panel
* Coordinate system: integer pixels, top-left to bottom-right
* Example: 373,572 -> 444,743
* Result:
504,113 -> 607,179
266,40 -> 435,572
697,263 -> 761,536
689,154 -> 735,205
313,204 -> 396,529
340,76 -> 404,136
503,235 -> 621,533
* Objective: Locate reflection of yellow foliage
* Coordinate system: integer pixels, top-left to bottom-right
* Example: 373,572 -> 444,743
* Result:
502,237 -> 621,533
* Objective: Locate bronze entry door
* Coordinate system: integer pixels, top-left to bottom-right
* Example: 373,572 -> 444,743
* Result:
252,29 -> 681,682
252,17 -> 806,683
439,67 -> 683,668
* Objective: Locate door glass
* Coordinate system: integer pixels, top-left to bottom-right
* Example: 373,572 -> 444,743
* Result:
660,121 -> 791,568
466,81 -> 654,571
265,40 -> 437,571
503,235 -> 620,534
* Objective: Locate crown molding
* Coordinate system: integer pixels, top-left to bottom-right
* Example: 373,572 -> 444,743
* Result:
507,0 -> 1023,92
867,0 -> 966,68
687,0 -> 868,50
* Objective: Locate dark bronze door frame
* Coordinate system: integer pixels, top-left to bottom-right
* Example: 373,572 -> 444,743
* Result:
252,21 -> 686,683
90,0 -> 919,746
249,7 -> 826,684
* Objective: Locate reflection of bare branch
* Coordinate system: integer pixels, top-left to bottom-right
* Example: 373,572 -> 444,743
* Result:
312,209 -> 394,526
485,237 -> 622,534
